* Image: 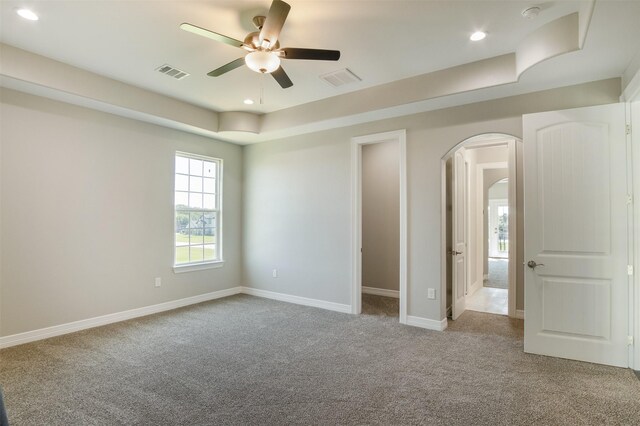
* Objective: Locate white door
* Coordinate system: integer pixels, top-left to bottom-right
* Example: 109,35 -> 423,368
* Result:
452,149 -> 467,320
523,103 -> 629,367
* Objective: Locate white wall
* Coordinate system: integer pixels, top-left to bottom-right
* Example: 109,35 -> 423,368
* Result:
489,180 -> 508,200
0,88 -> 243,336
243,78 -> 621,323
362,141 -> 400,291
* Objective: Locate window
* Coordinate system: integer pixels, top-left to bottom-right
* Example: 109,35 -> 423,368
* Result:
174,152 -> 222,267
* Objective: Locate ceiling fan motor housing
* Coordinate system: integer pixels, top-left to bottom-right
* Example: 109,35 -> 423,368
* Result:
244,31 -> 280,51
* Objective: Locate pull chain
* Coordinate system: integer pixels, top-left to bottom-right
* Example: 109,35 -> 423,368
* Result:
260,73 -> 265,105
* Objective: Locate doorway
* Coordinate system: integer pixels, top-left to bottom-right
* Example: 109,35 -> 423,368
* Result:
361,139 -> 400,316
469,175 -> 510,315
351,130 -> 407,323
442,134 -> 519,320
488,180 -> 509,259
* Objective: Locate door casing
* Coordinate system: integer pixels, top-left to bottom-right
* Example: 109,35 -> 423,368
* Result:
441,135 -> 519,320
351,130 -> 407,323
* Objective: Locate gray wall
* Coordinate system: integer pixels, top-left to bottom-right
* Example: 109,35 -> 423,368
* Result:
0,88 -> 243,336
243,78 -> 620,322
0,78 -> 625,338
362,141 -> 400,291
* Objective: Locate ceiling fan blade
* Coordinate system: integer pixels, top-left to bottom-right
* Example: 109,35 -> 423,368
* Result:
180,23 -> 244,48
271,66 -> 293,89
259,0 -> 291,48
281,48 -> 340,61
207,57 -> 246,77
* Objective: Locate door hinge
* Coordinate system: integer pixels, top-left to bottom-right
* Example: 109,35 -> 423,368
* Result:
628,265 -> 634,276
628,194 -> 633,205
626,124 -> 632,135
628,335 -> 634,346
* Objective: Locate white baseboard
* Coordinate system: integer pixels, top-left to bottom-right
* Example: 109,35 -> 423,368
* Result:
241,287 -> 352,314
362,286 -> 400,298
406,315 -> 448,331
0,287 -> 243,349
2,285 -> 452,350
515,309 -> 525,320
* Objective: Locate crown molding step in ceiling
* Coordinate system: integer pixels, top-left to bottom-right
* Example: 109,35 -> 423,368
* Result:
1,0 -> 638,144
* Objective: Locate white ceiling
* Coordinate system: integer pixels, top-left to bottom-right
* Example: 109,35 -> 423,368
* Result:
2,0 -> 639,118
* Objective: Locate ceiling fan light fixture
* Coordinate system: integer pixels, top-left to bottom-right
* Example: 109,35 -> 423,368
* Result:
245,51 -> 281,74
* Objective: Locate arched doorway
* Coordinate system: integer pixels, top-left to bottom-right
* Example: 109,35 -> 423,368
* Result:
441,133 -> 521,320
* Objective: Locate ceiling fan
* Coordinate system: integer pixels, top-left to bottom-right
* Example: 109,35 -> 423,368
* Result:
180,0 -> 340,89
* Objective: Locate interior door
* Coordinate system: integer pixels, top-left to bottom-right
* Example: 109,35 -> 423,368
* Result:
523,103 -> 629,367
451,148 -> 467,320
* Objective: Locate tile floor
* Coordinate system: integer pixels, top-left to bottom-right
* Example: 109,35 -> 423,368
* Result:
466,258 -> 509,315
466,287 -> 508,315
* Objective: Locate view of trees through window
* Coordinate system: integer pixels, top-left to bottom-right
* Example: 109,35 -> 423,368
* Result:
497,205 -> 508,252
174,153 -> 221,265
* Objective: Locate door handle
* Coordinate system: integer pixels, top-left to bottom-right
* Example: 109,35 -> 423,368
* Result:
527,260 -> 545,270
449,250 -> 463,256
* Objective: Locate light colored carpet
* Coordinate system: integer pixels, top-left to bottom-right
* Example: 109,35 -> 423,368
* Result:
484,258 -> 508,289
1,294 -> 639,425
362,293 -> 399,317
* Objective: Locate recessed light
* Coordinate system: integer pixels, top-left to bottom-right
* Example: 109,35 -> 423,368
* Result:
16,8 -> 39,21
243,99 -> 254,105
470,31 -> 486,41
522,7 -> 541,19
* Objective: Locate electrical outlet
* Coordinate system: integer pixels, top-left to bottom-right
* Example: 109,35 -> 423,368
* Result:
155,277 -> 161,287
427,288 -> 436,299
272,269 -> 278,278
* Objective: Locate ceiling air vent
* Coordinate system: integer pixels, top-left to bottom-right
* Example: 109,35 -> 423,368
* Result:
319,68 -> 361,88
156,64 -> 190,80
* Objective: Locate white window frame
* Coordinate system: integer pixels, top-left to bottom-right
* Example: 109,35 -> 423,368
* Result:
173,151 -> 224,273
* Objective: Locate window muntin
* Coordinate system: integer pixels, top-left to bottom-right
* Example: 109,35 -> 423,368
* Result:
175,153 -> 221,265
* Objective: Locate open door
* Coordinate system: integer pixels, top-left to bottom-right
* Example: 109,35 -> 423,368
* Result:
523,103 -> 629,367
451,148 -> 467,320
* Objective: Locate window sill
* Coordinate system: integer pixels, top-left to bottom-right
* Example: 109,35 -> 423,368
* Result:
173,261 -> 225,274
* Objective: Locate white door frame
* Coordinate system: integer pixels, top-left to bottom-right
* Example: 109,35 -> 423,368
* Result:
441,136 -> 518,319
351,129 -> 407,323
630,100 -> 640,372
622,82 -> 639,371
